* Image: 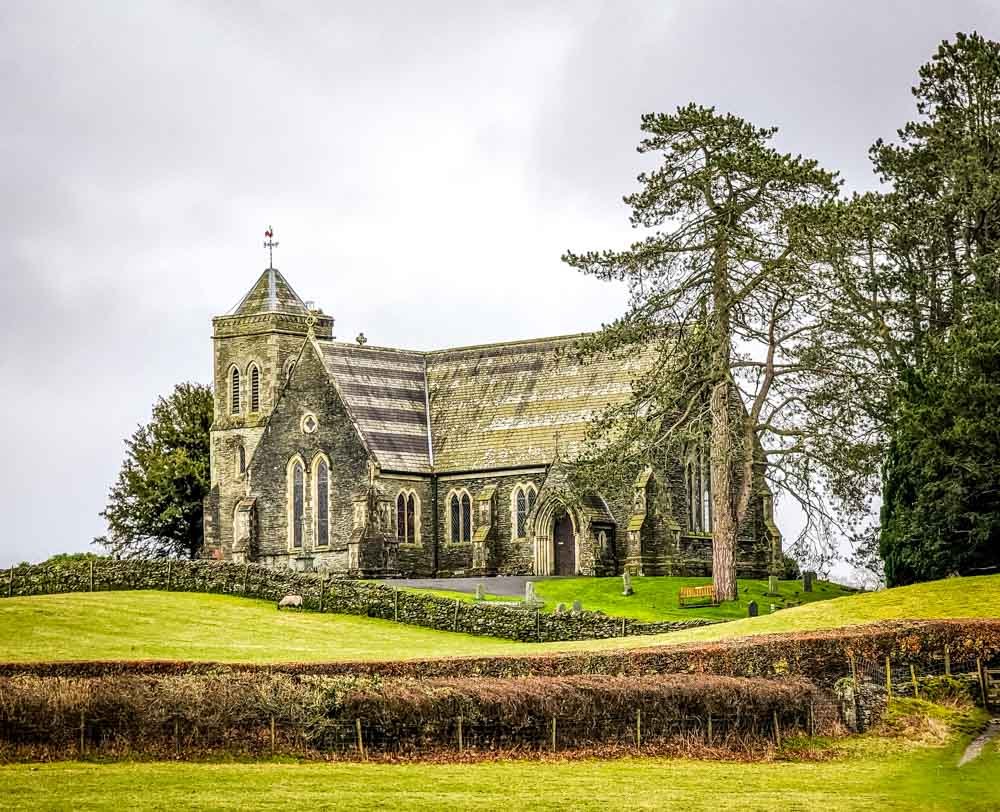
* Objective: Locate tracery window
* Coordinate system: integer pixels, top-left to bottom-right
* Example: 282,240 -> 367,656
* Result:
237,444 -> 246,476
447,489 -> 473,542
249,363 -> 261,412
512,483 -> 538,538
396,489 -> 420,543
230,367 -> 241,414
314,456 -> 329,547
288,457 -> 305,550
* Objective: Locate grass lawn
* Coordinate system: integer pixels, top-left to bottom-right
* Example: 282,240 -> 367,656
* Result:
1,734 -> 996,811
1,575 -> 998,663
399,576 -> 854,621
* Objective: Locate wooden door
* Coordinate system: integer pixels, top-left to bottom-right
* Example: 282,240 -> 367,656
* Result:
553,511 -> 576,575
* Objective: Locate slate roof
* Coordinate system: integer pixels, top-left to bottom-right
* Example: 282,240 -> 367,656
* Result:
230,268 -> 311,316
318,342 -> 433,473
311,334 -> 650,475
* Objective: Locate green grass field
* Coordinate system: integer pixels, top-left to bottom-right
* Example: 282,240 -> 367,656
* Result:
1,575 -> 998,663
403,575 -> 853,621
1,733 -> 996,811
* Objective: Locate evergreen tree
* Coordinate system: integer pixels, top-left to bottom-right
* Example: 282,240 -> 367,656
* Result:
97,382 -> 213,559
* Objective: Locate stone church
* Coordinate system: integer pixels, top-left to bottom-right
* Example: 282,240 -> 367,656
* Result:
201,264 -> 782,579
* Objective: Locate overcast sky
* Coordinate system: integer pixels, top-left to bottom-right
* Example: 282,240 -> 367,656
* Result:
2,1 -> 997,578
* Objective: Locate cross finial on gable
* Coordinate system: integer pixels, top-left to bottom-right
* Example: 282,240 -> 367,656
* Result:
264,225 -> 279,268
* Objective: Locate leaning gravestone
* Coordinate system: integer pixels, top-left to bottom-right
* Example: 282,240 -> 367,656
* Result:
622,571 -> 634,596
571,599 -> 583,615
803,571 -> 814,592
768,575 -> 779,595
474,583 -> 485,601
747,600 -> 758,618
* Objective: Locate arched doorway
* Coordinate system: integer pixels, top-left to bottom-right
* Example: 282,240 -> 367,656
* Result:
553,509 -> 576,575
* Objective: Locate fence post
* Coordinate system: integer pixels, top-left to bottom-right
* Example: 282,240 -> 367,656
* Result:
885,655 -> 892,696
772,710 -> 781,747
394,589 -> 399,622
551,717 -> 557,752
707,713 -> 713,744
636,709 -> 642,750
910,664 -> 919,698
535,609 -> 541,642
453,599 -> 460,631
977,658 -> 989,708
241,564 -> 249,595
621,617 -> 627,637
457,716 -> 463,752
79,710 -> 85,756
270,715 -> 276,754
174,718 -> 180,756
319,576 -> 326,613
356,718 -> 366,760
7,567 -> 13,598
808,702 -> 815,737
166,560 -> 172,592
944,645 -> 951,677
89,560 -> 95,592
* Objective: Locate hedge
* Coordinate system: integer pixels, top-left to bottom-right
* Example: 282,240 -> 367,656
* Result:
0,671 -> 833,760
4,619 -> 996,689
0,559 -> 715,642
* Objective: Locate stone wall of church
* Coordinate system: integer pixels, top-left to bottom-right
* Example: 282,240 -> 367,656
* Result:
434,471 -> 547,576
379,474 -> 435,577
247,341 -> 370,571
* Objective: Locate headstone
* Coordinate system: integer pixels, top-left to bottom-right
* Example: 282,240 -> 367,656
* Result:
770,603 -> 777,613
571,599 -> 583,615
747,600 -> 758,618
621,571 -> 634,596
768,575 -> 779,595
554,602 -> 566,615
803,571 -> 814,592
525,582 -> 538,605
474,583 -> 485,601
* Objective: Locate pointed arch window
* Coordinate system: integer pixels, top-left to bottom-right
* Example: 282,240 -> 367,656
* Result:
396,489 -> 419,544
686,449 -> 712,533
315,457 -> 329,547
288,458 -> 305,550
447,489 -> 472,543
512,483 -> 538,539
249,363 -> 261,413
230,367 -> 241,414
237,444 -> 246,476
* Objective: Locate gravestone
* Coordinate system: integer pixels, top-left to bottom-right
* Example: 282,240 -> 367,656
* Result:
474,583 -> 485,601
768,575 -> 779,595
747,600 -> 758,618
621,572 -> 634,596
554,602 -> 566,615
525,582 -> 538,605
803,571 -> 814,592
571,599 -> 583,615
770,603 -> 778,613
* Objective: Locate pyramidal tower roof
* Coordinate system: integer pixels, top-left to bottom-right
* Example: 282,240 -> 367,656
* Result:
229,268 -> 310,316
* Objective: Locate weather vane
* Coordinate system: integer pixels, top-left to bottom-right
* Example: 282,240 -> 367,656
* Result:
264,226 -> 279,268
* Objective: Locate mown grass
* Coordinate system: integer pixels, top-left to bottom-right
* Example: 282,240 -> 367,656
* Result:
1,574 -> 999,663
401,576 -> 852,621
1,733 -> 996,811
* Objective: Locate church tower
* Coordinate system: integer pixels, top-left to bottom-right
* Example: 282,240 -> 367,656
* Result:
202,245 -> 334,560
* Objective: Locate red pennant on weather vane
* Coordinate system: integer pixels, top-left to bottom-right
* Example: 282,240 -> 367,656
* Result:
264,225 -> 278,268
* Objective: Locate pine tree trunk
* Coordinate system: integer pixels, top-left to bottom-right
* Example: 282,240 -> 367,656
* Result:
710,380 -> 739,602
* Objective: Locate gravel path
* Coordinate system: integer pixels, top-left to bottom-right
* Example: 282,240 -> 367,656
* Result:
958,719 -> 1000,767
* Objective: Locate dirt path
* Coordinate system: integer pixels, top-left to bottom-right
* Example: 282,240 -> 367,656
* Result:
958,719 -> 1000,767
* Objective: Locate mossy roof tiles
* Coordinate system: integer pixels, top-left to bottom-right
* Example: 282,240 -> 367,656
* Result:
230,268 -> 311,316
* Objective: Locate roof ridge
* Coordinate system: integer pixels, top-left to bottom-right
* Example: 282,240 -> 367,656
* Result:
316,331 -> 594,357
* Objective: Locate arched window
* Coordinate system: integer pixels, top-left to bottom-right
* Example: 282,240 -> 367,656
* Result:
315,456 -> 329,547
686,450 -> 712,533
449,492 -> 461,543
249,363 -> 261,412
396,489 -> 420,543
230,367 -> 241,414
447,489 -> 473,543
511,483 -> 538,538
237,444 -> 246,476
287,458 -> 305,550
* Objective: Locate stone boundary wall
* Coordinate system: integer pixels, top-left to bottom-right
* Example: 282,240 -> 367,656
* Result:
0,560 -> 716,643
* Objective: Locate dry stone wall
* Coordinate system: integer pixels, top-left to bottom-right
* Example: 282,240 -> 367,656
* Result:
1,560 -> 716,643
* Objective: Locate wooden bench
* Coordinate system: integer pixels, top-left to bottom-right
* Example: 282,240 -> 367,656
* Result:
678,585 -> 717,608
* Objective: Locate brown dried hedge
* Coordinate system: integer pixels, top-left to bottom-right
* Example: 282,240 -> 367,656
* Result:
0,672 -> 830,760
5,619 -> 998,687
